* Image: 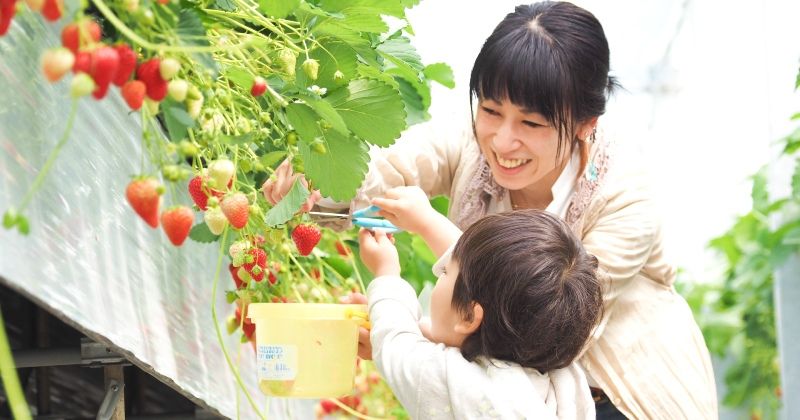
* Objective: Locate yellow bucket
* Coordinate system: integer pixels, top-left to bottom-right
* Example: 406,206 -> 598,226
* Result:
247,303 -> 369,398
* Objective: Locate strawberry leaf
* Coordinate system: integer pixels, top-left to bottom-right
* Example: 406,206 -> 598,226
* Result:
423,62 -> 455,89
162,99 -> 195,142
300,130 -> 368,201
325,79 -> 405,147
258,0 -> 300,18
189,222 -> 219,243
265,178 -> 310,227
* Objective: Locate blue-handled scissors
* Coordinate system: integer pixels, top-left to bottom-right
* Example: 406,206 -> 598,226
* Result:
309,205 -> 401,233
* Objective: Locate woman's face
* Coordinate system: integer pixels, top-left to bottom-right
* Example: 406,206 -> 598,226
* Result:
474,98 -> 569,193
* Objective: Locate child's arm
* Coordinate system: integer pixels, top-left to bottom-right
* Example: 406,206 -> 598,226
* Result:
371,186 -> 462,257
358,229 -> 453,417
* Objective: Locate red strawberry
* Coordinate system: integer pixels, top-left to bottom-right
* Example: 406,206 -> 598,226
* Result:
61,19 -> 101,54
268,262 -> 279,285
72,51 -> 91,74
235,306 -> 255,338
161,206 -> 194,246
292,224 -> 321,256
251,76 -> 267,97
229,263 -> 244,289
136,58 -> 168,101
320,400 -> 338,415
112,44 -> 137,86
187,176 -> 225,210
40,0 -> 62,21
126,178 -> 161,228
89,46 -> 119,99
220,192 -> 249,229
335,240 -> 351,257
121,80 -> 145,110
243,248 -> 267,282
0,0 -> 18,36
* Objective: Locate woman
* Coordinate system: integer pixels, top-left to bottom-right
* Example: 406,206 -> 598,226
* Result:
263,2 -> 718,418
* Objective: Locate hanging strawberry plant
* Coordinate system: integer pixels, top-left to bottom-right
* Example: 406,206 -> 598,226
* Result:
0,0 -> 452,417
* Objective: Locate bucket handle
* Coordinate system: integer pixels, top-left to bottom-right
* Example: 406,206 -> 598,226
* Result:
345,309 -> 371,330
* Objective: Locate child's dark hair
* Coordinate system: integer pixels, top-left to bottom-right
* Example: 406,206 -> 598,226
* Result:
451,209 -> 603,372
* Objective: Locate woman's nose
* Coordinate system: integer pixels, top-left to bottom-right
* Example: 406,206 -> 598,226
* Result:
491,121 -> 520,153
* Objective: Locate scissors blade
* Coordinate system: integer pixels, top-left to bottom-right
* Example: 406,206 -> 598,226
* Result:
308,211 -> 351,223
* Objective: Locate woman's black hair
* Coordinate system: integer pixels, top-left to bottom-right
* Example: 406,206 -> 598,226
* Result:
469,1 -> 620,165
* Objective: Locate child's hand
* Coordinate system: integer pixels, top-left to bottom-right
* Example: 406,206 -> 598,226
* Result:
358,228 -> 401,278
371,186 -> 439,235
340,292 -> 372,360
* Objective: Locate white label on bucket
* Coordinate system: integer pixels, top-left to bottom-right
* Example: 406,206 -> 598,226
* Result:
257,344 -> 298,380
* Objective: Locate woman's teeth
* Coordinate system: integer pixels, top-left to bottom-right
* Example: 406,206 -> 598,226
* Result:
495,153 -> 530,169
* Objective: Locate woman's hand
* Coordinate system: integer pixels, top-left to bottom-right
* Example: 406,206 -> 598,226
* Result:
371,186 -> 439,235
358,228 -> 401,277
340,292 -> 372,360
261,159 -> 321,212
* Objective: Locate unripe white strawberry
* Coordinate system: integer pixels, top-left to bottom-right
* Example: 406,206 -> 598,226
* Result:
159,57 -> 181,80
186,97 -> 203,119
208,158 -> 234,190
302,58 -> 319,81
168,79 -> 188,102
41,47 -> 75,83
204,206 -> 228,235
69,73 -> 95,98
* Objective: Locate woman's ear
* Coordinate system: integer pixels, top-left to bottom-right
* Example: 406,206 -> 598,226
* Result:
454,302 -> 484,335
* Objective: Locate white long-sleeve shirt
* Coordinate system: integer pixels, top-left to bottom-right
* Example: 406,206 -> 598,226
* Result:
367,275 -> 596,420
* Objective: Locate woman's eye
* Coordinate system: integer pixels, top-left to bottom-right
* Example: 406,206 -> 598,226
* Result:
481,106 -> 499,116
523,120 -> 543,128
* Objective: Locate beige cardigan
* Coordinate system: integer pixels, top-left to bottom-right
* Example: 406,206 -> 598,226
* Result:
333,118 -> 718,419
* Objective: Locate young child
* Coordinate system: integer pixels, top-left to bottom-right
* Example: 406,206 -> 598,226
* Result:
358,209 -> 603,419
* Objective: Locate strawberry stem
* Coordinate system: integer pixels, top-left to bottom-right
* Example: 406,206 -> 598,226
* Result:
209,228 -> 267,419
0,305 -> 32,420
16,99 -> 78,215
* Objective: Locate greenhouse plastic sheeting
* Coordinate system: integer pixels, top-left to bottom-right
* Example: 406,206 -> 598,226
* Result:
0,16 -> 312,419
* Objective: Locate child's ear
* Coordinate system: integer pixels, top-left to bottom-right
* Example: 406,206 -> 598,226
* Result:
454,302 -> 483,335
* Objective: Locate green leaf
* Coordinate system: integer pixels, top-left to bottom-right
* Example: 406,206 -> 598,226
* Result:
224,66 -> 253,91
313,22 -> 380,68
189,222 -> 219,243
176,10 -> 218,77
423,62 -> 455,89
303,40 -> 359,91
378,35 -> 424,82
162,99 -> 195,142
429,196 -> 449,216
260,151 -> 287,169
2,208 -> 17,229
325,79 -> 406,147
218,132 -> 254,146
396,76 -> 429,125
16,215 -> 29,235
792,158 -> 800,200
265,178 -> 310,226
300,131 -> 369,201
258,0 -> 301,18
302,96 -> 349,136
319,0 -> 405,18
751,168 -> 769,213
286,102 -> 321,142
225,290 -> 238,303
213,0 -> 236,11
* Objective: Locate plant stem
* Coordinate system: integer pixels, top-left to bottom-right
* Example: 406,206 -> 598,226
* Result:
210,228 -> 266,419
0,305 -> 32,420
16,100 -> 78,214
